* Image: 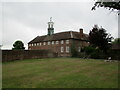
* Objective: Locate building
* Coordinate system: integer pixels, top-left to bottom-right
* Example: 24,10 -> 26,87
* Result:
111,44 -> 120,50
28,18 -> 89,56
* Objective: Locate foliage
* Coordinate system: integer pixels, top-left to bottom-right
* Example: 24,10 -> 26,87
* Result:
112,38 -> 120,44
70,43 -> 78,57
90,49 -> 107,59
83,46 -> 107,59
89,25 -> 113,53
83,46 -> 96,54
92,0 -> 120,15
12,40 -> 25,50
109,50 -> 120,60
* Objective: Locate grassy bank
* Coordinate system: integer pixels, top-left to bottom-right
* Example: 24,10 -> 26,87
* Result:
2,58 -> 118,88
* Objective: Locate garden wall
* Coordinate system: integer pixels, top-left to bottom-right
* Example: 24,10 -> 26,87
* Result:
2,50 -> 58,62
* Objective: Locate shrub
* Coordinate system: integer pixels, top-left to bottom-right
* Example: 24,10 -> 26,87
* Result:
83,46 -> 96,55
71,44 -> 78,57
83,46 -> 107,59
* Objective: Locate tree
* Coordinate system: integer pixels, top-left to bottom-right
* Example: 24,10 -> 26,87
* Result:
12,40 -> 25,50
89,25 -> 113,53
92,0 -> 120,15
112,38 -> 120,44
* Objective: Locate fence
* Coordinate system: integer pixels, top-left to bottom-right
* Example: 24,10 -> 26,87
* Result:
2,50 -> 58,62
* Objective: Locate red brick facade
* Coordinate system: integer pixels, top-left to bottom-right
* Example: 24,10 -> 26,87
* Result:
28,30 -> 89,56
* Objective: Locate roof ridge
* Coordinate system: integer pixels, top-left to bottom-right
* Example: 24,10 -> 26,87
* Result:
28,30 -> 89,44
54,30 -> 78,34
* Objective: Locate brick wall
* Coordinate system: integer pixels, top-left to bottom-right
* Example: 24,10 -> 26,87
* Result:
2,50 -> 57,62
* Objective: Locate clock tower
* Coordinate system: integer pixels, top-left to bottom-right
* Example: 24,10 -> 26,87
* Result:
48,17 -> 54,35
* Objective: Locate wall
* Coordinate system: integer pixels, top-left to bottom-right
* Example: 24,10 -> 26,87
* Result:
28,39 -> 71,57
2,50 -> 57,62
28,39 -> 89,57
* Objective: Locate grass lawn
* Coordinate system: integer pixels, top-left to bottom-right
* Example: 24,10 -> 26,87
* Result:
2,58 -> 118,88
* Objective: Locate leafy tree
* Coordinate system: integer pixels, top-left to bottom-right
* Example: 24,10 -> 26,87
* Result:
89,25 -> 113,53
12,40 -> 25,50
112,38 -> 120,44
92,0 -> 120,15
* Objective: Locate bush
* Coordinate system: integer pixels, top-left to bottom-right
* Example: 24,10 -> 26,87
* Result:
108,50 -> 120,60
82,46 -> 107,59
83,46 -> 96,54
70,43 -> 78,57
90,50 -> 106,59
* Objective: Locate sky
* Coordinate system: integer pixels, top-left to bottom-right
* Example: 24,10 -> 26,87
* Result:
0,0 -> 119,50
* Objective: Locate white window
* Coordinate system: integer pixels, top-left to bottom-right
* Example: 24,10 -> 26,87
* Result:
66,40 -> 69,44
32,44 -> 33,46
56,41 -> 59,44
52,41 -> 54,45
43,42 -> 46,45
34,43 -> 36,46
61,47 -> 64,52
39,43 -> 41,46
48,41 -> 50,45
66,46 -> 69,53
61,40 -> 64,44
37,43 -> 39,46
78,47 -> 81,52
29,44 -> 31,46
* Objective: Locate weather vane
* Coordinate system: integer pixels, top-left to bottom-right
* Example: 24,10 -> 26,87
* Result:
50,17 -> 52,22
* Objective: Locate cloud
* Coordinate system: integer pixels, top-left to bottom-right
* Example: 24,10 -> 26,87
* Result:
1,2 -> 118,49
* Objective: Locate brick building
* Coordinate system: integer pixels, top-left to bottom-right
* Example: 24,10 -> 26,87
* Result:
28,18 -> 89,56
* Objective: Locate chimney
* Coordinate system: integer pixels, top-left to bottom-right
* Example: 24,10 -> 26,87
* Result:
79,28 -> 83,39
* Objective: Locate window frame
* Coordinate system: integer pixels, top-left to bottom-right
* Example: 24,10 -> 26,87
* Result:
66,40 -> 69,44
78,47 -> 81,52
43,42 -> 46,45
34,43 -> 36,46
56,41 -> 59,44
61,40 -> 64,44
48,41 -> 50,45
52,41 -> 54,45
61,47 -> 64,53
66,46 -> 69,53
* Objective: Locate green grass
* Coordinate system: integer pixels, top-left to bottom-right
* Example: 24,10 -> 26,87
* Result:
2,58 -> 118,88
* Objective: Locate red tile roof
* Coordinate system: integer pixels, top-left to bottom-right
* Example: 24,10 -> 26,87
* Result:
28,31 -> 89,44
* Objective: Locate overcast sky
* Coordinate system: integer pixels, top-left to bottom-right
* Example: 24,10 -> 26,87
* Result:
0,0 -> 119,49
